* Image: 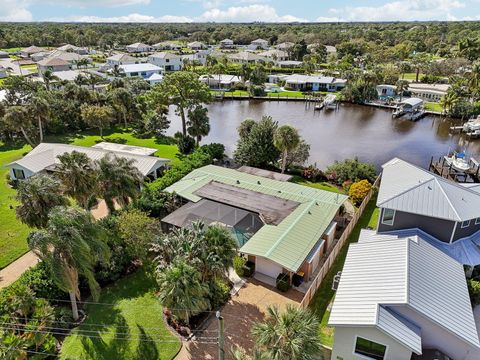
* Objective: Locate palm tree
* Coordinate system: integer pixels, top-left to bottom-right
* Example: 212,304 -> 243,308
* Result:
231,347 -> 269,360
28,95 -> 50,143
80,104 -> 114,138
41,70 -> 59,91
252,305 -> 321,360
467,62 -> 480,101
55,151 -> 98,209
3,105 -> 35,146
85,73 -> 103,91
109,87 -> 133,129
156,257 -> 210,325
187,105 -> 210,146
15,175 -> 70,228
28,206 -> 110,320
273,125 -> 300,174
75,58 -> 89,69
96,154 -> 143,214
395,79 -> 409,102
440,90 -> 459,115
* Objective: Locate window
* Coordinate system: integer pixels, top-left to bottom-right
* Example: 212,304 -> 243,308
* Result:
354,337 -> 387,360
461,220 -> 471,228
476,218 -> 480,225
13,168 -> 25,180
381,209 -> 395,226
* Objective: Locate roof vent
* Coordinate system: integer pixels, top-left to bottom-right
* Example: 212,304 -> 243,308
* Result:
428,186 -> 432,190
236,180 -> 240,184
257,181 -> 261,185
278,190 -> 282,193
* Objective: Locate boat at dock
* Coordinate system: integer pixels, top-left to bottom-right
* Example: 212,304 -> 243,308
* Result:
314,102 -> 324,111
324,94 -> 337,110
444,152 -> 471,172
463,115 -> 480,132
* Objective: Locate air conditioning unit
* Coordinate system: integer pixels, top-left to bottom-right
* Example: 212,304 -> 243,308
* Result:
332,271 -> 342,291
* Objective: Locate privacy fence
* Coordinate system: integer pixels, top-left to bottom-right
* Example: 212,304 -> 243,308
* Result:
299,175 -> 381,308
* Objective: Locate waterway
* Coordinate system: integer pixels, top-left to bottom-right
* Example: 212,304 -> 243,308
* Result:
167,100 -> 480,170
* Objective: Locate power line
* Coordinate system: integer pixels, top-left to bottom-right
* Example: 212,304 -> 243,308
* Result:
0,345 -> 61,358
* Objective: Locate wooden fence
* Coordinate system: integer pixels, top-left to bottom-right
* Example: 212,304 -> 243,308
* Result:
299,176 -> 381,308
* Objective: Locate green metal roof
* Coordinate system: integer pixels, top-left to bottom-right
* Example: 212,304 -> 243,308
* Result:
165,165 -> 348,272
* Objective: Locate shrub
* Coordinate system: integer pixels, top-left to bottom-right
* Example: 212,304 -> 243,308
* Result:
276,273 -> 291,292
244,261 -> 255,277
250,85 -> 266,96
303,165 -> 324,182
201,143 -> 225,160
177,135 -> 196,155
468,279 -> 480,305
349,179 -> 372,205
326,158 -> 376,185
209,278 -> 231,309
95,137 -> 126,144
233,255 -> 246,277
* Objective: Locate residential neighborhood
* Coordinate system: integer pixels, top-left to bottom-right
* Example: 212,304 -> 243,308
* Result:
1,14 -> 480,360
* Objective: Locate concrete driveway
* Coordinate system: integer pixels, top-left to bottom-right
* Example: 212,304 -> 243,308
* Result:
175,278 -> 303,360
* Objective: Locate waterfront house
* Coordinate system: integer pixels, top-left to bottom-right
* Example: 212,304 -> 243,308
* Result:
219,39 -> 235,49
106,53 -> 137,67
276,42 -> 294,51
376,84 -> 396,97
248,38 -> 269,50
329,229 -> 480,360
284,74 -> 346,92
408,83 -> 449,103
118,63 -> 163,80
5,142 -> 169,181
258,49 -> 289,62
152,41 -> 183,51
37,57 -> 72,74
187,41 -> 206,50
162,165 -> 347,286
126,42 -> 152,53
148,52 -> 182,71
199,74 -> 241,91
57,44 -> 88,55
20,45 -> 44,58
228,51 -> 269,64
375,157 -> 480,266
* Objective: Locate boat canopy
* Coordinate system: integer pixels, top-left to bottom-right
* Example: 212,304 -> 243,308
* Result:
401,97 -> 423,109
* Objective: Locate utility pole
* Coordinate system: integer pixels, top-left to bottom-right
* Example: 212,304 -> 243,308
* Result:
216,311 -> 225,360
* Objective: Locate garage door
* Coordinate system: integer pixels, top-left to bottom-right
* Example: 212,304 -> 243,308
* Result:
256,257 -> 283,279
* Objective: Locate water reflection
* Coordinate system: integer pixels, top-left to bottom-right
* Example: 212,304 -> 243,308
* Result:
166,101 -> 480,170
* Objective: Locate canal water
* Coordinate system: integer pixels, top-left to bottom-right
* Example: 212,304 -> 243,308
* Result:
167,100 -> 480,170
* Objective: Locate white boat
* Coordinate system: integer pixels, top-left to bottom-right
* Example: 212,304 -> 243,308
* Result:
392,107 -> 404,118
445,153 -> 471,172
324,94 -> 337,110
314,102 -> 324,111
463,115 -> 480,132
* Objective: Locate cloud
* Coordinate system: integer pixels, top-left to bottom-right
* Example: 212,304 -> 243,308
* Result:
48,0 -> 151,7
0,0 -> 33,21
66,13 -> 193,22
199,4 -> 307,22
317,0 -> 466,22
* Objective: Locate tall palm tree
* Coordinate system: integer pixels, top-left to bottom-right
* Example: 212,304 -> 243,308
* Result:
273,125 -> 300,174
3,105 -> 35,146
187,105 -> 210,146
231,347 -> 269,360
28,95 -> 50,143
15,175 -> 70,229
28,206 -> 110,320
252,305 -> 321,360
467,62 -> 480,101
55,151 -> 98,209
41,70 -> 59,91
109,87 -> 133,129
96,154 -> 143,214
440,90 -> 459,115
156,257 -> 210,325
395,79 -> 409,102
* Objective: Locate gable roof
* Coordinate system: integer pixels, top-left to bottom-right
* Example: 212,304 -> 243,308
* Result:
378,158 -> 480,221
228,51 -> 267,62
119,63 -> 162,73
127,42 -> 150,49
149,52 -> 181,60
5,143 -> 169,176
252,38 -> 268,44
37,57 -> 70,67
22,45 -> 44,54
107,53 -> 136,62
164,165 -> 347,272
329,229 -> 480,351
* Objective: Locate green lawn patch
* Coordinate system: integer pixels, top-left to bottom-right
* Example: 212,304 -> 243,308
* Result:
1,47 -> 22,52
60,270 -> 181,360
291,176 -> 344,194
0,130 -> 180,269
20,64 -> 37,69
308,196 -> 378,347
401,72 -> 423,81
425,102 -> 442,113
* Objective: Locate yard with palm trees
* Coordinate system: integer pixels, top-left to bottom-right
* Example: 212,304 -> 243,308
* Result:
0,129 -> 179,269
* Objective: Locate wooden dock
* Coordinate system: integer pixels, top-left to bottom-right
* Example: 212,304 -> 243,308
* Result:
429,156 -> 480,183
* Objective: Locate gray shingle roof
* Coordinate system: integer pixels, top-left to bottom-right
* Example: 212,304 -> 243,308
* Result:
378,158 -> 480,221
329,229 -> 480,351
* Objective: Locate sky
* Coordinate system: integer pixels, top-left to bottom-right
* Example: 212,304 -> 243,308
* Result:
0,0 -> 479,23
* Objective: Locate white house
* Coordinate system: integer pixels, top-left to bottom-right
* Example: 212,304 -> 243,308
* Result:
408,83 -> 449,103
0,51 -> 9,59
258,49 -> 289,62
276,42 -> 294,51
219,39 -> 235,49
46,50 -> 84,65
376,84 -> 396,97
181,50 -> 209,66
126,43 -> 152,53
57,44 -> 88,55
148,52 -> 182,71
248,38 -> 269,50
284,74 -> 347,92
31,51 -> 50,62
146,73 -> 163,85
228,51 -> 269,64
37,57 -> 72,74
5,142 -> 170,180
199,74 -> 241,91
106,54 -> 137,67
187,41 -> 206,50
152,41 -> 182,51
329,229 -> 480,360
20,45 -> 44,58
119,63 -> 163,80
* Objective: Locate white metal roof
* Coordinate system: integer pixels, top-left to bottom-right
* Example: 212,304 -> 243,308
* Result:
119,63 -> 162,73
378,158 -> 480,221
92,142 -> 157,156
401,97 -> 423,107
199,74 -> 240,84
329,229 -> 480,351
148,52 -> 181,60
5,143 -> 169,176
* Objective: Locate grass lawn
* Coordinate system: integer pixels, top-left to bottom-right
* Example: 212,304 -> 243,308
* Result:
425,102 -> 443,113
402,72 -> 422,81
291,176 -> 344,194
60,270 -> 181,360
308,196 -> 378,348
0,129 -> 180,269
20,64 -> 37,69
1,47 -> 22,52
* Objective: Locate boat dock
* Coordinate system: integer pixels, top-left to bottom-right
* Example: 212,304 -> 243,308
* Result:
429,156 -> 480,183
